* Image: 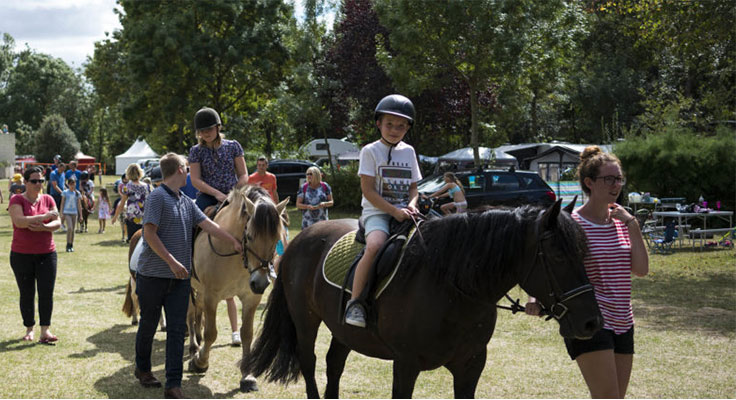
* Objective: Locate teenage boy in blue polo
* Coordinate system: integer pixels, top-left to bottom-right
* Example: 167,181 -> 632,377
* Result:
133,153 -> 242,399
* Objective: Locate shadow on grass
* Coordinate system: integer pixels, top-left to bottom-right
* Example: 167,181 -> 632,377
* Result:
68,284 -> 127,294
85,325 -> 238,398
93,359 -> 216,398
96,239 -> 129,247
0,338 -> 38,353
633,268 -> 735,336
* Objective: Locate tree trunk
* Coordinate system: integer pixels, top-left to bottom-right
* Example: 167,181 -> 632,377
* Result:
469,82 -> 480,167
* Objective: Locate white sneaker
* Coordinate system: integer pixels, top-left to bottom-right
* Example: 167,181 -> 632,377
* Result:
60,226 -> 67,233
344,300 -> 366,328
231,331 -> 241,347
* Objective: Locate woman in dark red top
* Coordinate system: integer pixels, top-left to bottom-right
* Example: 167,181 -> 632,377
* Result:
8,166 -> 62,344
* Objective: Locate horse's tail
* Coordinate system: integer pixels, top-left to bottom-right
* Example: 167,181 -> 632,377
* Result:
122,277 -> 135,318
242,275 -> 301,384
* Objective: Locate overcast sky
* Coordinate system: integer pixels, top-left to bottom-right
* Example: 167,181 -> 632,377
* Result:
0,0 -> 321,69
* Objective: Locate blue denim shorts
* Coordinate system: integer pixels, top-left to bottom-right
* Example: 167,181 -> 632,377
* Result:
363,214 -> 392,237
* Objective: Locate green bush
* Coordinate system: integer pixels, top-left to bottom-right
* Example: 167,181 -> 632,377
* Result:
615,126 -> 736,212
324,163 -> 362,211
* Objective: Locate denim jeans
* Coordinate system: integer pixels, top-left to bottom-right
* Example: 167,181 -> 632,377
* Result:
135,275 -> 190,389
195,193 -> 218,212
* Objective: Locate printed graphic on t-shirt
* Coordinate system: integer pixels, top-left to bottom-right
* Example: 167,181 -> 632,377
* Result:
378,162 -> 413,205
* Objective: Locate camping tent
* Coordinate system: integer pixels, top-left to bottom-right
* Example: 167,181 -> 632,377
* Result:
436,146 -> 518,172
115,139 -> 159,175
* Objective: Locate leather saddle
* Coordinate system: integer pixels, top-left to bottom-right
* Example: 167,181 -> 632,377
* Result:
322,218 -> 417,324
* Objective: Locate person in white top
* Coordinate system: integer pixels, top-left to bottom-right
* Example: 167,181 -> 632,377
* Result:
527,146 -> 648,398
344,95 -> 422,328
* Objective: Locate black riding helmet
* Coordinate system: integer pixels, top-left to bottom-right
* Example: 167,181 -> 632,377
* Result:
80,171 -> 89,180
148,166 -> 163,183
374,94 -> 415,126
194,107 -> 222,131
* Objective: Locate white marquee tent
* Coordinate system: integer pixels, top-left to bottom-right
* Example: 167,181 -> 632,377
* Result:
115,139 -> 159,175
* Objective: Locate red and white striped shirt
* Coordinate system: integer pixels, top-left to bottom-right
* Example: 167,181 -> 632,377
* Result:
572,211 -> 633,334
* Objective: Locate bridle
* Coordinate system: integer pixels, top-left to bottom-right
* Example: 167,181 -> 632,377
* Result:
206,201 -> 274,275
517,224 -> 594,321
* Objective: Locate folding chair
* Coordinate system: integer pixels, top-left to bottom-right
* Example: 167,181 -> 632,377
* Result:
648,219 -> 676,254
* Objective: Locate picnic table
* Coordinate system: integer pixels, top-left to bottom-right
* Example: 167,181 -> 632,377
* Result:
652,210 -> 734,250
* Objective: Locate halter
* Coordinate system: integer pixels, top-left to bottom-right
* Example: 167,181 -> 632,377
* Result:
206,200 -> 274,275
518,225 -> 594,321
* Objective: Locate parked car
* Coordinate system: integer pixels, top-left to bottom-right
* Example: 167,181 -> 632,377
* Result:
417,168 -> 556,209
267,159 -> 320,203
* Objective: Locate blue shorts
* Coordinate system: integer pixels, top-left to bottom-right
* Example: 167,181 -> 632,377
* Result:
363,214 -> 392,237
564,326 -> 635,360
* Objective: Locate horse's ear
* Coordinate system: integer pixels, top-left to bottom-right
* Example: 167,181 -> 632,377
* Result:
245,196 -> 256,216
276,197 -> 289,215
541,199 -> 563,230
563,196 -> 577,214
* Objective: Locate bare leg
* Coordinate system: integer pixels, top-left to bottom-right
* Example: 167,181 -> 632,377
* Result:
614,353 -> 633,398
575,349 -> 621,398
351,230 -> 387,300
227,297 -> 238,333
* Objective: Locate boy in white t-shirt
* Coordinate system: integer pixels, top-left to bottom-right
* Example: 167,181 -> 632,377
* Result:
344,94 -> 422,328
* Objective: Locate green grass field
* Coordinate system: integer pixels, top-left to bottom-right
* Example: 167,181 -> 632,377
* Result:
0,176 -> 733,398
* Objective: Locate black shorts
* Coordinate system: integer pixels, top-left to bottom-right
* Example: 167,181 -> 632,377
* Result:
564,326 -> 634,360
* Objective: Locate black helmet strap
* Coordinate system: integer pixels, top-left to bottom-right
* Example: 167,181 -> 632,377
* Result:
380,136 -> 399,164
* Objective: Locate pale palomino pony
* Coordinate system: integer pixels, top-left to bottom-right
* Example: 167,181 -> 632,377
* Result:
187,185 -> 288,393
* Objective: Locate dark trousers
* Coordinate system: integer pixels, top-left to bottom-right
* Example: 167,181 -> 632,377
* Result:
195,193 -> 218,212
51,192 -> 62,209
126,219 -> 142,242
135,275 -> 190,389
9,251 -> 57,327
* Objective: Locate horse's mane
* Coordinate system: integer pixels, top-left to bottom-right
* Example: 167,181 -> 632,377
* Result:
227,185 -> 281,241
404,205 -> 588,296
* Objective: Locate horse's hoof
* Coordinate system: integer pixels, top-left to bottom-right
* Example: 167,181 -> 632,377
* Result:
131,321 -> 138,326
188,359 -> 208,373
240,379 -> 258,393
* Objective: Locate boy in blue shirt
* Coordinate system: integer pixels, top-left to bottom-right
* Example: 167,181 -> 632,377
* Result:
344,95 -> 422,328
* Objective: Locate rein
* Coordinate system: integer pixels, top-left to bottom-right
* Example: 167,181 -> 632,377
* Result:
206,199 -> 274,275
497,217 -> 593,321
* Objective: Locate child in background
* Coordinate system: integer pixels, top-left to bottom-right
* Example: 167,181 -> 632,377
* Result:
59,177 -> 82,252
97,188 -> 111,234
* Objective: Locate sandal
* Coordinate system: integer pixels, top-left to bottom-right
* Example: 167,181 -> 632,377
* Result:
39,334 -> 58,344
22,332 -> 34,342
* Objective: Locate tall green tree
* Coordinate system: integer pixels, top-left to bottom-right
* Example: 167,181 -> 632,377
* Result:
33,114 -> 80,163
109,0 -> 291,153
0,47 -> 91,160
373,0 -> 574,164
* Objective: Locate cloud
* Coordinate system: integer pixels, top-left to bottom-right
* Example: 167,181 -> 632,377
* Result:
0,0 -> 121,66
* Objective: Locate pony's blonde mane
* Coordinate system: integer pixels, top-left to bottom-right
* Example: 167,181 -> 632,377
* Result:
222,185 -> 281,242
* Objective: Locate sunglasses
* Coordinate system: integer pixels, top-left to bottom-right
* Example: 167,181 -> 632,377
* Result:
306,173 -> 313,176
28,179 -> 45,184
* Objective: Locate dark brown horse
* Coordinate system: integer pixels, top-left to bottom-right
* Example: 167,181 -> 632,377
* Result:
245,200 -> 602,398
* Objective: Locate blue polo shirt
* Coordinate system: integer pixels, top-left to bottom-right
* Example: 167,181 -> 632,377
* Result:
49,169 -> 66,194
138,183 -> 206,279
65,169 -> 82,190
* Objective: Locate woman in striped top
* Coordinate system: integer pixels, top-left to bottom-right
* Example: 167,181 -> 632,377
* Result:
527,146 -> 648,398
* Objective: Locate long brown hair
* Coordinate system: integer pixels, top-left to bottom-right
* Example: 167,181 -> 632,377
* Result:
444,172 -> 465,195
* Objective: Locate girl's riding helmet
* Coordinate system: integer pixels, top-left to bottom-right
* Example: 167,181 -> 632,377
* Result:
374,94 -> 415,126
194,107 -> 222,131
